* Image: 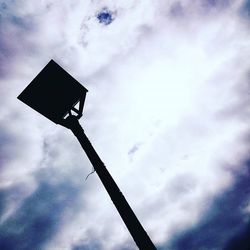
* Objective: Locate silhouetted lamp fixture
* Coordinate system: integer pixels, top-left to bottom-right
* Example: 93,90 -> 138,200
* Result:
18,60 -> 87,124
18,60 -> 156,250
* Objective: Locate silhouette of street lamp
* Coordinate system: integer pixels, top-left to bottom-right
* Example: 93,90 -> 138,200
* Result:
18,60 -> 156,250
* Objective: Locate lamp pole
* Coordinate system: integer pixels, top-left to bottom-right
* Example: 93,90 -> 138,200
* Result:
17,59 -> 157,250
61,115 -> 156,250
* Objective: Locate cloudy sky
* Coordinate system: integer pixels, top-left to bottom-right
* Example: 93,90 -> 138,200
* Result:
0,0 -> 250,249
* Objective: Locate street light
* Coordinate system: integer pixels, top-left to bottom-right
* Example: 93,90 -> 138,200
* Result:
18,59 -> 157,250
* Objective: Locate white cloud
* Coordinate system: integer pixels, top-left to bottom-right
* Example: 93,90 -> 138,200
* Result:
0,0 -> 250,249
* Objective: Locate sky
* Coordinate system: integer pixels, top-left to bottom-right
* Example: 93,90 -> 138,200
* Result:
0,0 -> 250,250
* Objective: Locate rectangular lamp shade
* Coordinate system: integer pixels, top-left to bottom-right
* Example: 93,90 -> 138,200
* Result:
18,60 -> 88,124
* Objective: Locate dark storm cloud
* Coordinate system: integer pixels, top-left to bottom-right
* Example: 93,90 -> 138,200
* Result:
72,239 -> 136,250
0,125 -> 13,167
0,180 -> 80,250
242,0 -> 250,17
72,241 -> 102,250
202,0 -> 230,8
168,0 -> 235,20
223,160 -> 250,250
0,123 -> 30,171
0,188 -> 8,216
169,2 -> 184,17
0,0 -> 35,76
224,223 -> 250,250
0,33 -> 13,77
1,1 -> 33,29
161,160 -> 250,250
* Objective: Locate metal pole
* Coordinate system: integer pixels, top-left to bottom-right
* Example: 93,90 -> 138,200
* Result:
63,116 -> 156,250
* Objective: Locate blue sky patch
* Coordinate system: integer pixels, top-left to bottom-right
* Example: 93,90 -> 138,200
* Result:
96,8 -> 113,25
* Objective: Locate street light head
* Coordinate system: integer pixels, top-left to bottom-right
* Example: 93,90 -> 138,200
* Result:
18,59 -> 88,124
